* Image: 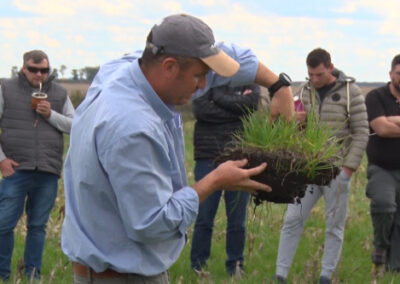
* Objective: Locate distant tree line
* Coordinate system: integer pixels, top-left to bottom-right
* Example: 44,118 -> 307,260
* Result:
10,65 -> 100,82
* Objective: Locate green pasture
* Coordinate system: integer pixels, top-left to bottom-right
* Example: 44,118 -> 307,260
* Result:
5,110 -> 400,284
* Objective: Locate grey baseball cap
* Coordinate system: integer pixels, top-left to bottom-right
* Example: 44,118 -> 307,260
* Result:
146,14 -> 240,77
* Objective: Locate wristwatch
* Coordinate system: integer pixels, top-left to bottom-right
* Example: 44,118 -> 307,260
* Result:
268,73 -> 292,98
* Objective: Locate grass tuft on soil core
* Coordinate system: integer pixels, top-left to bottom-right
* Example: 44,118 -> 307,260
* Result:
233,109 -> 343,181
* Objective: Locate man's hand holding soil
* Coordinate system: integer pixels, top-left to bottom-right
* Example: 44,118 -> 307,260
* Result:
193,159 -> 271,203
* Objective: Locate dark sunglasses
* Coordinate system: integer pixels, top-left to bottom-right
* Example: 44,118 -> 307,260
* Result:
26,66 -> 50,74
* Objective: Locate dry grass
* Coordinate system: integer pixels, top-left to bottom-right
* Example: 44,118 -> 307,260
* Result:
6,83 -> 394,283
58,81 -> 90,95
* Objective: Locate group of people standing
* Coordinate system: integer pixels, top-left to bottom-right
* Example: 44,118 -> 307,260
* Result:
190,48 -> 400,284
0,13 -> 398,284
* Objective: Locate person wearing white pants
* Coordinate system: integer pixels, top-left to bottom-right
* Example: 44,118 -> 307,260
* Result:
273,48 -> 369,284
276,170 -> 351,280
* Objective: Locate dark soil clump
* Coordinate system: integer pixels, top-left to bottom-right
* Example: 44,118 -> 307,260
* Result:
215,147 -> 340,205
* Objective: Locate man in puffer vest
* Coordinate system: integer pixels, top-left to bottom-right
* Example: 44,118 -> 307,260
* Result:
273,48 -> 369,284
0,50 -> 74,281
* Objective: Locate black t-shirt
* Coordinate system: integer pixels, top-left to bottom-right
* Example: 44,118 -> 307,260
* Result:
365,83 -> 400,169
317,82 -> 336,102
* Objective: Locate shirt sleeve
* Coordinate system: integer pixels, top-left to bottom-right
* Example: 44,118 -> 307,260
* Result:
211,84 -> 260,114
98,131 -> 198,244
47,95 -> 75,133
342,84 -> 369,170
192,42 -> 259,100
365,90 -> 385,121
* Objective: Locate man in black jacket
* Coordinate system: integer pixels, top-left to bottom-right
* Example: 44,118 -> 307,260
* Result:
190,84 -> 260,277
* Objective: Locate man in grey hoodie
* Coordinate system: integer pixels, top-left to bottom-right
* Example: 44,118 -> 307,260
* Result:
273,48 -> 369,284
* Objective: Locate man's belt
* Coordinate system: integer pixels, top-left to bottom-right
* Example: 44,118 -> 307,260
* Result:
72,262 -> 129,279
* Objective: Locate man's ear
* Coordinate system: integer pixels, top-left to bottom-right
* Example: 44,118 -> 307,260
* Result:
161,57 -> 180,80
21,65 -> 28,76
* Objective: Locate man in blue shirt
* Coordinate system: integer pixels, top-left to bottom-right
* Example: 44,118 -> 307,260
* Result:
61,13 -> 294,283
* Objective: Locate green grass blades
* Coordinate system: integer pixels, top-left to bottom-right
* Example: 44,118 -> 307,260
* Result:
8,110 -> 400,283
234,109 -> 342,180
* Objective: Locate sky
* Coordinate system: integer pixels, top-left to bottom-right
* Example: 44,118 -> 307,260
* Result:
0,0 -> 399,82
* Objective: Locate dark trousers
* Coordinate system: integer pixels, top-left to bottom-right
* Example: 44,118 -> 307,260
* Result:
366,163 -> 400,270
190,159 -> 250,275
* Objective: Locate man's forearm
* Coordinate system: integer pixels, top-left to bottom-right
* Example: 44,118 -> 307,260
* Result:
47,97 -> 74,133
387,115 -> 400,126
47,111 -> 73,133
371,117 -> 400,138
254,62 -> 294,120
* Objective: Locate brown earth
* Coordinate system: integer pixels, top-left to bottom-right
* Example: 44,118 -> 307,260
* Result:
215,147 -> 340,205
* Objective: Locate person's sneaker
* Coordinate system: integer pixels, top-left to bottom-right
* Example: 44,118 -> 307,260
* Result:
229,267 -> 245,279
371,247 -> 387,264
193,268 -> 210,278
371,263 -> 384,278
319,276 -> 331,284
270,274 -> 287,283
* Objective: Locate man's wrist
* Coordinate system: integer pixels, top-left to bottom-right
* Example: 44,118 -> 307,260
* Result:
268,73 -> 292,98
343,166 -> 353,177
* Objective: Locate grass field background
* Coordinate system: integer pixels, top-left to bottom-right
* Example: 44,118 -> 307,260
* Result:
5,85 -> 400,284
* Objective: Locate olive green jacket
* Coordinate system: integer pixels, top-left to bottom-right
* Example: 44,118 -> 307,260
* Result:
296,69 -> 369,171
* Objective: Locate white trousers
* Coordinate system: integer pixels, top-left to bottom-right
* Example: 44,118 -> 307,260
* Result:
276,170 -> 351,279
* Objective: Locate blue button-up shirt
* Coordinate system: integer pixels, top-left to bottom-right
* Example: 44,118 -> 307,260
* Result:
61,43 -> 258,276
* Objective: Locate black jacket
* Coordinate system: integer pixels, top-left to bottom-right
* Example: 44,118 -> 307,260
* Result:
193,84 -> 260,160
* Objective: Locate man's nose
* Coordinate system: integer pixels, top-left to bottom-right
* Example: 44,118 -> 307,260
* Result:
310,77 -> 318,84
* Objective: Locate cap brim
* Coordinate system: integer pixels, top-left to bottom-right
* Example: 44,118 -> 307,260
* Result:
201,50 -> 240,77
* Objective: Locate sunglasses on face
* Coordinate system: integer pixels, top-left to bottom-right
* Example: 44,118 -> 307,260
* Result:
26,66 -> 50,74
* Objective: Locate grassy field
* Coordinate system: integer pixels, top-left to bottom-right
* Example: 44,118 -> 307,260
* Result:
5,96 -> 400,283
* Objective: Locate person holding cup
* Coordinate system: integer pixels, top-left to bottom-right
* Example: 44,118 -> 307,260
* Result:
0,50 -> 74,281
31,91 -> 48,110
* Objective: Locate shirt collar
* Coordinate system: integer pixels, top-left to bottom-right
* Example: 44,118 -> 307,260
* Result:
131,59 -> 175,122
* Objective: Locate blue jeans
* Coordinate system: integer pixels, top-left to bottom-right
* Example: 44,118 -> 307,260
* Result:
190,159 -> 250,275
0,170 -> 58,280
